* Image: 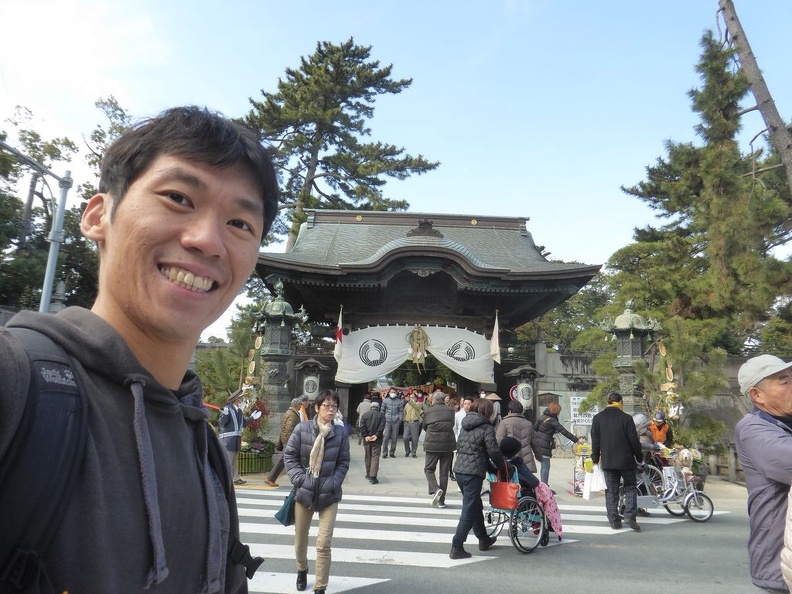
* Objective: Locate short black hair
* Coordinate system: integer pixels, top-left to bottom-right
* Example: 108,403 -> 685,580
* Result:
99,106 -> 278,238
607,391 -> 623,404
506,400 -> 524,415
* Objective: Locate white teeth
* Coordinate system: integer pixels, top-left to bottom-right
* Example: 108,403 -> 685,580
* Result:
162,266 -> 214,293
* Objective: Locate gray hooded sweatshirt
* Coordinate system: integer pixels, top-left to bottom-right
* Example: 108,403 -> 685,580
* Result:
0,307 -> 247,593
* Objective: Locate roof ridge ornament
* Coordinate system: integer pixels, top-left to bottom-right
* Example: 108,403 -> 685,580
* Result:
407,218 -> 444,238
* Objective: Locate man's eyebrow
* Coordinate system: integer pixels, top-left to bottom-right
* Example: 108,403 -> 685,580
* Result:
151,166 -> 264,218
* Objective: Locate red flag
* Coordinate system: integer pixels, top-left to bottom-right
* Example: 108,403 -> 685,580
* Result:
334,307 -> 343,362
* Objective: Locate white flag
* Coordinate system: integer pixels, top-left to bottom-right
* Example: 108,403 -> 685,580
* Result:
490,312 -> 501,364
334,307 -> 343,362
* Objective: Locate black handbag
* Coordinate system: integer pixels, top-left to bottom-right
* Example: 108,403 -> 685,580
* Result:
274,487 -> 297,526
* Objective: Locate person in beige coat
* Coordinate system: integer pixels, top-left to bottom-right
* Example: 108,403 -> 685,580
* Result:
496,400 -> 538,473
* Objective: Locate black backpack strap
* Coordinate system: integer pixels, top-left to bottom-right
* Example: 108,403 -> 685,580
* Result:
0,328 -> 87,593
205,423 -> 264,580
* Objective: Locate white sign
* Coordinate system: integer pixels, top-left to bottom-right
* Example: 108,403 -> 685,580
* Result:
570,396 -> 598,426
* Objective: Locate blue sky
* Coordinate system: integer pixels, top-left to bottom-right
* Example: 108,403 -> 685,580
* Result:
1,0 -> 790,339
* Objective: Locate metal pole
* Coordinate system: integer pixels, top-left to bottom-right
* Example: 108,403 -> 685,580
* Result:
39,171 -> 73,312
19,172 -> 39,248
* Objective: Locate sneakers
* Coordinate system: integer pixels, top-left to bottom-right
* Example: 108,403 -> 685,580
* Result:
437,503 -> 447,508
264,479 -> 279,488
478,536 -> 497,551
626,517 -> 641,532
431,489 -> 444,507
449,546 -> 471,560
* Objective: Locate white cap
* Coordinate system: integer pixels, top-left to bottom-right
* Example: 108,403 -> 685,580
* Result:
739,354 -> 792,395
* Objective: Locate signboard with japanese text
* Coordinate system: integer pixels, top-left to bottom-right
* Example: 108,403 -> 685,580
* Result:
570,396 -> 598,426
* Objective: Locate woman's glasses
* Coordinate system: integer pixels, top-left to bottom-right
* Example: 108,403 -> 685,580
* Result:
320,403 -> 338,410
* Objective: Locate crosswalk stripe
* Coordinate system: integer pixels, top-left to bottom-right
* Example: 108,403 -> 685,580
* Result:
242,522 -> 469,543
249,571 -> 388,594
246,543 -> 489,567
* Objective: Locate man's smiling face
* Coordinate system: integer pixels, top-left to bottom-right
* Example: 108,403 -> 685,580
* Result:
83,154 -> 264,346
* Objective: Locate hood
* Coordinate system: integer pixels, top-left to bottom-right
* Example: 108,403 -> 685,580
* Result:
8,307 -> 220,591
461,411 -> 490,431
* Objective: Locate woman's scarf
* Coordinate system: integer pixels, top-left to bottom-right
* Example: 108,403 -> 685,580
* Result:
309,420 -> 331,478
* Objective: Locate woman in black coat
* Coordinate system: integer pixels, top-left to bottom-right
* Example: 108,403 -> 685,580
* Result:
531,402 -> 582,486
450,398 -> 505,559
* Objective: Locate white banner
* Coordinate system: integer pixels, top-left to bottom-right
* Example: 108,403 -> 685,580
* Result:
335,325 -> 495,385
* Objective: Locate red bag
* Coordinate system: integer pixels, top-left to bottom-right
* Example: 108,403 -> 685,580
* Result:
489,464 -> 520,510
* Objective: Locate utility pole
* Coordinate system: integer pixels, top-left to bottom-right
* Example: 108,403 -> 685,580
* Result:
719,0 -> 792,193
0,139 -> 74,312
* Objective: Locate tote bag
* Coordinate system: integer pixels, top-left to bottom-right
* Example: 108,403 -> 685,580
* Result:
489,464 -> 520,510
274,487 -> 297,526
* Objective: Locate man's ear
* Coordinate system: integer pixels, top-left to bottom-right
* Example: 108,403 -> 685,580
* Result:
81,193 -> 113,242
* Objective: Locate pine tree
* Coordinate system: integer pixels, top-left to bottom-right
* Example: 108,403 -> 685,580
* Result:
244,38 -> 439,249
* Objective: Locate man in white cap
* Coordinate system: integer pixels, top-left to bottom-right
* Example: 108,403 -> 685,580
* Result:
219,387 -> 262,485
734,354 -> 792,593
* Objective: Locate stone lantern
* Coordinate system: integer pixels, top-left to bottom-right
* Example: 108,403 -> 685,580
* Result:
605,299 -> 661,414
254,279 -> 304,413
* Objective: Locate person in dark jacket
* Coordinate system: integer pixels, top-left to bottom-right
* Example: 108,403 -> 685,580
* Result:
284,389 -> 351,594
590,392 -> 643,531
498,436 -> 540,492
450,398 -> 505,559
532,401 -> 583,487
0,107 -> 279,594
422,390 -> 457,507
360,401 -> 386,484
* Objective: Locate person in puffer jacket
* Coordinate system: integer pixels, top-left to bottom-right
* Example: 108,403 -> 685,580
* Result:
284,389 -> 350,594
449,398 -> 505,560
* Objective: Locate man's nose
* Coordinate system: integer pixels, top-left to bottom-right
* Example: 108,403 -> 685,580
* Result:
182,214 -> 226,257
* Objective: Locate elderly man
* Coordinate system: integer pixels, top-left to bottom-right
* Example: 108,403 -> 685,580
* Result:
422,390 -> 456,507
265,396 -> 307,487
735,354 -> 792,593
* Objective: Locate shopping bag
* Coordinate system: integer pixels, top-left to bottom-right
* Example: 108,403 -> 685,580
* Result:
583,464 -> 607,500
582,471 -> 594,500
590,464 -> 607,492
274,488 -> 297,526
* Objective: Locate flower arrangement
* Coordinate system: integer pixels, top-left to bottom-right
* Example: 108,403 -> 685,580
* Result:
241,398 -> 275,456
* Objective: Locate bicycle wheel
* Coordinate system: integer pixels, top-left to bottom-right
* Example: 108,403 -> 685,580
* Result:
509,496 -> 546,554
662,487 -> 686,517
638,465 -> 664,496
481,490 -> 507,537
685,491 -> 714,522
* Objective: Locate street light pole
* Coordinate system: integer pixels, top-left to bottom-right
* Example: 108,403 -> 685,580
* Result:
39,171 -> 73,312
0,139 -> 74,312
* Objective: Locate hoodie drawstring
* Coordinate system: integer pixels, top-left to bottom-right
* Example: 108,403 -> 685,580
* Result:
189,407 -> 223,594
128,379 -> 170,589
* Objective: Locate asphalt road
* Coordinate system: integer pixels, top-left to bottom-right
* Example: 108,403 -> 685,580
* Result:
237,443 -> 759,594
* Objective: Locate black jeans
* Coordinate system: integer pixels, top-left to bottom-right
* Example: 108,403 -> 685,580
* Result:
452,473 -> 487,548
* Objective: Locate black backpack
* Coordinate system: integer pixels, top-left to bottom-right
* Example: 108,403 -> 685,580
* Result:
0,328 -> 262,593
